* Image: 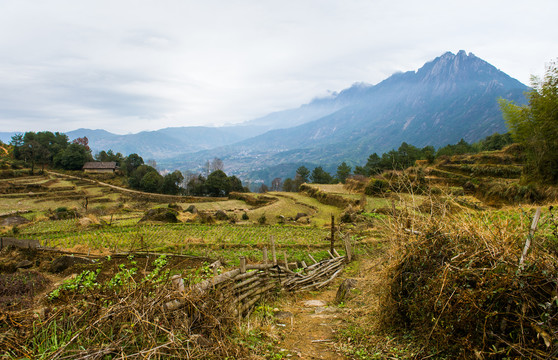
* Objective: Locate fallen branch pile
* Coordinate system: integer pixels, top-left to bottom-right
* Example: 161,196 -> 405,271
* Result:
166,237 -> 353,317
166,254 -> 348,317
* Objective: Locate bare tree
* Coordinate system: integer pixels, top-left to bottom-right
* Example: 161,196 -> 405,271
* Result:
271,177 -> 282,191
210,158 -> 224,172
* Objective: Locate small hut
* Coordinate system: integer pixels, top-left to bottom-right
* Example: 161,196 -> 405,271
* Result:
82,162 -> 117,174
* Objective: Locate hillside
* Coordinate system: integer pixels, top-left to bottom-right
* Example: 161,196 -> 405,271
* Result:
160,51 -> 528,180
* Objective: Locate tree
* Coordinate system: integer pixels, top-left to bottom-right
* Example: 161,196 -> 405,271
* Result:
54,143 -> 92,170
500,61 -> 558,183
282,178 -> 295,192
295,166 -> 310,183
72,137 -> 90,152
364,153 -> 381,175
229,176 -> 245,193
336,162 -> 352,183
10,133 -> 24,160
161,170 -> 184,195
140,171 -> 164,193
128,165 -> 157,189
124,154 -> 144,175
205,170 -> 230,197
310,166 -> 333,184
210,158 -> 224,172
271,177 -> 282,191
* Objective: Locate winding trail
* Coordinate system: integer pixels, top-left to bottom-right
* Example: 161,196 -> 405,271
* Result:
275,287 -> 347,359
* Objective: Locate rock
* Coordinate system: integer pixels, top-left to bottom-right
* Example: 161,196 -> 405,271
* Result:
78,217 -> 96,227
49,208 -> 81,220
274,310 -> 293,319
296,217 -> 309,224
49,255 -> 94,273
214,210 -> 229,221
334,278 -> 358,304
302,300 -> 327,307
168,203 -> 183,211
139,208 -> 180,223
16,260 -> 33,269
295,213 -> 308,221
0,216 -> 30,226
185,205 -> 198,214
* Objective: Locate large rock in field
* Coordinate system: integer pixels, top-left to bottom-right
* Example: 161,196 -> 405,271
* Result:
0,216 -> 30,226
49,255 -> 94,273
214,210 -> 229,221
139,208 -> 180,223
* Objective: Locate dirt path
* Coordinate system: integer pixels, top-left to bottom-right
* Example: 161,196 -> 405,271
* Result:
275,287 -> 347,359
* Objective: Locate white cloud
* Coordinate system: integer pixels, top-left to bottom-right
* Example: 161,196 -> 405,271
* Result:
0,0 -> 556,134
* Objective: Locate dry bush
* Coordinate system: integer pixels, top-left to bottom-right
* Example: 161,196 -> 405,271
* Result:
382,203 -> 558,359
1,278 -> 245,359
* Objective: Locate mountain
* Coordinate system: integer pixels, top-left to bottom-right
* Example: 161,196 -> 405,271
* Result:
160,51 -> 529,183
66,126 -> 267,160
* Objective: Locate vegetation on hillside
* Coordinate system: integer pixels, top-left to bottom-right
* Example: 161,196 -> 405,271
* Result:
500,61 -> 558,184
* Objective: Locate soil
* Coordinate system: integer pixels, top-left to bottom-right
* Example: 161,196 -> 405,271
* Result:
274,285 -> 348,359
0,246 -> 209,312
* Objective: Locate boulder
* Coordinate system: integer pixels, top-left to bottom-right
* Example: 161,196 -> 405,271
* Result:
0,216 -> 30,226
50,208 -> 81,220
49,256 -> 94,273
295,213 -> 308,221
139,208 -> 180,223
214,210 -> 229,221
168,203 -> 183,211
334,278 -> 358,304
185,205 -> 198,214
78,217 -> 96,227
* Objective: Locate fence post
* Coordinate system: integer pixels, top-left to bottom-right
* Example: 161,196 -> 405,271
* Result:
283,252 -> 289,270
263,247 -> 268,265
330,214 -> 335,253
240,256 -> 246,274
271,237 -> 277,265
343,233 -> 353,262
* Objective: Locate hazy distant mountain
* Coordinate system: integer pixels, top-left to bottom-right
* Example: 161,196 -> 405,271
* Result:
66,126 -> 267,160
160,51 -> 529,183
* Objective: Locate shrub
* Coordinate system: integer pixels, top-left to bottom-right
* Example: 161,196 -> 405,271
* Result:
364,179 -> 389,196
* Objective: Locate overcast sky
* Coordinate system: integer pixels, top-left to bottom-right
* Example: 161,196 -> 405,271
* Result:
0,0 -> 556,134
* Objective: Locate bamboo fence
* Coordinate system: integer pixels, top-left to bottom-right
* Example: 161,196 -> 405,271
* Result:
165,234 -> 354,317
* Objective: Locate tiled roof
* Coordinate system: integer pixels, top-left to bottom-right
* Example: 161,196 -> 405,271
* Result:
82,162 -> 117,169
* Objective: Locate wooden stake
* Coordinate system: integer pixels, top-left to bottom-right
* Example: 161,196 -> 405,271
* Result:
308,254 -> 318,264
518,207 -> 542,270
271,237 -> 277,265
343,233 -> 353,262
283,252 -> 289,270
330,214 -> 335,253
263,247 -> 268,264
240,256 -> 246,274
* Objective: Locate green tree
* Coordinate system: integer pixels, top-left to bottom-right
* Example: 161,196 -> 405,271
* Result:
160,170 -> 184,195
296,166 -> 310,183
140,171 -> 164,193
10,133 -> 24,160
128,165 -> 157,189
54,143 -> 92,170
229,175 -> 245,193
499,62 -> 558,183
205,170 -> 230,196
310,166 -> 333,184
124,153 -> 144,175
336,162 -> 352,183
282,178 -> 295,192
365,153 -> 381,175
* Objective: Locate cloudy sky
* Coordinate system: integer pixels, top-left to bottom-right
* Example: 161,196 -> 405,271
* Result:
0,0 -> 556,134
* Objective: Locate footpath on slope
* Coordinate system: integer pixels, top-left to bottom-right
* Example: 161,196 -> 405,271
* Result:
273,282 -> 348,359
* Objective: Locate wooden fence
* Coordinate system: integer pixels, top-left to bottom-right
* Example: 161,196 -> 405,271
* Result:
165,235 -> 353,317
